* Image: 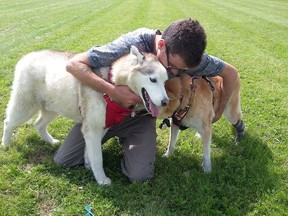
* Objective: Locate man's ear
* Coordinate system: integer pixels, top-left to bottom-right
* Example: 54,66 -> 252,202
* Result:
158,39 -> 166,49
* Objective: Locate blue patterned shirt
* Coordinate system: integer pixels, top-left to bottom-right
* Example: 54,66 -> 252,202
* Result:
87,28 -> 225,77
186,54 -> 225,77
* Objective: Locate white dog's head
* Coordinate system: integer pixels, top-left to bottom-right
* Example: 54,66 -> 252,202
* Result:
111,46 -> 169,117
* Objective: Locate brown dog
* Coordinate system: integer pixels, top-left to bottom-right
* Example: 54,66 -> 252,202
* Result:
159,73 -> 245,172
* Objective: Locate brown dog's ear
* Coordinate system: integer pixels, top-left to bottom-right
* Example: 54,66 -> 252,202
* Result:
165,77 -> 181,98
158,77 -> 182,118
179,73 -> 192,95
179,73 -> 192,106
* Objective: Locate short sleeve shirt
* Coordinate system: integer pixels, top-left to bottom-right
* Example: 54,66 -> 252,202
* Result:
87,28 -> 159,68
87,27 -> 226,76
186,54 -> 225,77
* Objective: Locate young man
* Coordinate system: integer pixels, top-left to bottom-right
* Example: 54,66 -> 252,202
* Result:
54,18 -> 238,182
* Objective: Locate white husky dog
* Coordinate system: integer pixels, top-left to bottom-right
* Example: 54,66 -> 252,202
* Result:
2,46 -> 169,185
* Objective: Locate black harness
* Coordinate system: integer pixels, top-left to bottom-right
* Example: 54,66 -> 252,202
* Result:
160,76 -> 215,130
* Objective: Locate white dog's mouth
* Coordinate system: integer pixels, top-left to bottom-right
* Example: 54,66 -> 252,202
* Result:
141,88 -> 159,117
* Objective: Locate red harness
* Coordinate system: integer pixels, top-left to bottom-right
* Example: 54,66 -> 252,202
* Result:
104,94 -> 132,128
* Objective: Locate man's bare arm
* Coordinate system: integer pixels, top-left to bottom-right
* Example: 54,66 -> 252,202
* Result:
66,52 -> 141,108
213,63 -> 238,123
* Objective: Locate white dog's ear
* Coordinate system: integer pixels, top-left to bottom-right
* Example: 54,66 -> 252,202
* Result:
130,45 -> 145,65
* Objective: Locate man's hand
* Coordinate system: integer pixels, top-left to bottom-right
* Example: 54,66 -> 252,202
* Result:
109,85 -> 142,108
66,53 -> 142,108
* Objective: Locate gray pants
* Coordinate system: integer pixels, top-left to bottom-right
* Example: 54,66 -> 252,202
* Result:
54,114 -> 157,182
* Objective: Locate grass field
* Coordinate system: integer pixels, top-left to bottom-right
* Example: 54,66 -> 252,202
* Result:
1,0 -> 288,215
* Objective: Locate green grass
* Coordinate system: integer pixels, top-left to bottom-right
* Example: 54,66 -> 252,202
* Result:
1,0 -> 288,215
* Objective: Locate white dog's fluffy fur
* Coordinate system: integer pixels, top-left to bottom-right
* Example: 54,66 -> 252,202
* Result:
2,46 -> 168,185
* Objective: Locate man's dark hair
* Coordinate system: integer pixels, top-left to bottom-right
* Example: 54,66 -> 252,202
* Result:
162,18 -> 207,67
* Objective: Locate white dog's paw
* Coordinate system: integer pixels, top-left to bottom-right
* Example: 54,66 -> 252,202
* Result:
1,142 -> 9,150
202,161 -> 212,173
44,138 -> 60,145
51,139 -> 60,145
203,166 -> 212,173
162,151 -> 170,158
195,132 -> 202,139
163,148 -> 176,158
2,135 -> 12,149
97,177 -> 112,185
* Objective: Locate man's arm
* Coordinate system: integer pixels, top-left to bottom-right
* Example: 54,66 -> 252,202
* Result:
213,63 -> 238,123
66,52 -> 141,108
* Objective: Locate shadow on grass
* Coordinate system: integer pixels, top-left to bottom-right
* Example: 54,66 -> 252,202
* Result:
12,130 -> 277,215
153,130 -> 276,215
12,134 -> 125,181
100,131 -> 276,215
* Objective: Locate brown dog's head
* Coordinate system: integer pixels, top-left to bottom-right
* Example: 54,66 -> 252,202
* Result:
158,73 -> 193,119
159,73 -> 223,129
158,76 -> 182,119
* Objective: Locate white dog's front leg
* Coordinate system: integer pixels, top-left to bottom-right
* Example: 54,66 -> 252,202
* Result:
163,123 -> 181,157
80,86 -> 111,185
84,128 -> 109,171
83,129 -> 111,185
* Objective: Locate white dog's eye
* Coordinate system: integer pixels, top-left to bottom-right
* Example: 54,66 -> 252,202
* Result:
150,78 -> 157,83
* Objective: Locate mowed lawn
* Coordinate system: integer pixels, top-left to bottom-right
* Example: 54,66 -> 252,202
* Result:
0,0 -> 287,215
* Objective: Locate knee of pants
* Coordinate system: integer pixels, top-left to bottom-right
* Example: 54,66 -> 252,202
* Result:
122,160 -> 154,183
53,155 -> 64,166
53,153 -> 84,167
53,153 -> 68,167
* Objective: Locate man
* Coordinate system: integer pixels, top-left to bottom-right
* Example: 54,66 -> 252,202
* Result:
54,18 -> 238,182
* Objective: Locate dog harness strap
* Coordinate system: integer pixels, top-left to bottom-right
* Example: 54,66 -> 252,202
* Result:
202,76 -> 215,91
104,94 -> 132,128
171,77 -> 197,130
190,76 -> 200,90
103,69 -> 132,128
104,70 -> 148,128
201,76 -> 216,106
172,76 -> 215,130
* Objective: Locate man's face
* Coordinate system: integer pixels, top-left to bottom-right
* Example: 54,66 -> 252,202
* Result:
157,43 -> 190,76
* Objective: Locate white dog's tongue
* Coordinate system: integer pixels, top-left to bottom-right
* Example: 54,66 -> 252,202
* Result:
149,98 -> 159,117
